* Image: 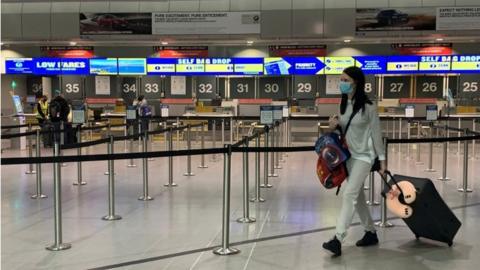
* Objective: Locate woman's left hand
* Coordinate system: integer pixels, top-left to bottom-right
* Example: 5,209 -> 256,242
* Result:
379,160 -> 387,176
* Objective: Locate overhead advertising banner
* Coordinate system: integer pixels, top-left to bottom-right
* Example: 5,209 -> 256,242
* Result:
354,56 -> 386,74
233,58 -> 263,75
5,58 -> 34,74
387,56 -> 419,73
418,56 -> 451,73
324,57 -> 356,75
264,57 -> 326,75
451,55 -> 480,73
80,13 -> 152,35
268,45 -> 327,57
154,46 -> 208,58
118,58 -> 146,75
437,7 -> 480,30
152,12 -> 260,35
89,58 -> 118,75
146,58 -> 176,75
356,8 -> 436,31
41,46 -> 95,58
392,43 -> 453,55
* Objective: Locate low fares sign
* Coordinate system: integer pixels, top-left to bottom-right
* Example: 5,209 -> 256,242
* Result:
5,58 -> 89,75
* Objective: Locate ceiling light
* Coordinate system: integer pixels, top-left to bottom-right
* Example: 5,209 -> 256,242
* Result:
343,39 -> 351,43
246,40 -> 254,45
161,41 -> 168,45
435,38 -> 444,41
69,41 -> 77,46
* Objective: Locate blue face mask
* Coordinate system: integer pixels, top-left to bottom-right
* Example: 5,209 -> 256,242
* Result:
339,81 -> 353,94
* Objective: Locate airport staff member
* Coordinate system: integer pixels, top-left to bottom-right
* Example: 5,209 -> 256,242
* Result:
36,95 -> 49,126
322,66 -> 387,257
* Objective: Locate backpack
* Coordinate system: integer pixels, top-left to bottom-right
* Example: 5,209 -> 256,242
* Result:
315,107 -> 359,194
140,105 -> 152,117
49,99 -> 61,119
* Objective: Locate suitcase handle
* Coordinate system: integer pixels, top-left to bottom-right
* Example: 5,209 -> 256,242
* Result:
378,170 -> 405,199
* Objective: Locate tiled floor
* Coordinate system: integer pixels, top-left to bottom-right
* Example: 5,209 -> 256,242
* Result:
1,139 -> 480,270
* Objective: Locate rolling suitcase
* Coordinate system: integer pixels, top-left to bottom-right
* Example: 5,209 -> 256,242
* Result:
41,121 -> 54,147
381,172 -> 461,246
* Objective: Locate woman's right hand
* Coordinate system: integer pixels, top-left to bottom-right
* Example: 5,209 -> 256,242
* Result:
328,115 -> 339,130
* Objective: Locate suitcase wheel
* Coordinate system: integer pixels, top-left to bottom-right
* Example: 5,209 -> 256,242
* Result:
415,234 -> 420,240
448,242 -> 453,247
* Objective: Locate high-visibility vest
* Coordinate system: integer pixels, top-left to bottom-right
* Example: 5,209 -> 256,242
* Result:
36,100 -> 49,119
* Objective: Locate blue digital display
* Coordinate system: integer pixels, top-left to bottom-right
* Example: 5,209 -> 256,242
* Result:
5,58 -> 34,74
451,55 -> 480,73
32,58 -> 89,75
418,55 -> 451,73
118,58 -> 146,75
89,58 -> 118,75
233,58 -> 264,75
386,56 -> 419,73
59,58 -> 89,75
264,57 -> 326,75
354,56 -> 387,74
146,58 -> 176,75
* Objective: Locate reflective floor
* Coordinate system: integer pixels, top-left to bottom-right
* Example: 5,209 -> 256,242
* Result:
1,140 -> 480,270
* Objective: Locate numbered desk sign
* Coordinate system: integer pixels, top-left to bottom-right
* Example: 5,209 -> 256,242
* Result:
426,105 -> 438,121
195,76 -> 217,99
415,76 -> 443,99
405,105 -> 415,118
72,105 -> 86,124
383,76 -> 411,99
126,105 -> 137,120
260,106 -> 273,125
273,105 -> 283,121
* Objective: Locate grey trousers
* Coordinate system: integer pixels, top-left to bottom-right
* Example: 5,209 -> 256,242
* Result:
335,158 -> 376,241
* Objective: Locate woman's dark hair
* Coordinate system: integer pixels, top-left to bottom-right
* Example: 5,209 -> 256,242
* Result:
340,66 -> 372,115
137,95 -> 145,102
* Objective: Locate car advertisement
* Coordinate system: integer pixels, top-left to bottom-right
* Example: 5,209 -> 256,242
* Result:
356,8 -> 436,31
80,13 -> 152,35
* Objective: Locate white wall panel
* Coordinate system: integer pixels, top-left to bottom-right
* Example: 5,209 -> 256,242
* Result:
23,14 -> 51,39
1,3 -> 22,14
356,0 -> 388,8
261,0 -> 292,10
422,0 -> 455,7
52,13 -> 79,38
139,1 -> 169,12
293,0 -> 324,9
388,0 -> 422,8
324,0 -> 353,9
1,14 -> 22,39
52,2 -> 81,13
230,0 -> 260,11
169,0 -> 200,12
22,3 -> 52,14
79,1 -> 109,13
109,1 -> 140,12
456,0 -> 480,5
200,0 -> 229,11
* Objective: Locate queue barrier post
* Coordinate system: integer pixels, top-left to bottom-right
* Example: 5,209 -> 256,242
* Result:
184,124 -> 195,176
198,122 -> 208,168
139,131 -> 153,201
425,125 -> 436,172
375,138 -> 394,228
213,144 -> 240,256
250,135 -> 265,202
46,141 -> 71,251
458,128 -> 473,193
275,122 -> 282,169
237,137 -> 256,223
438,125 -> 451,182
261,129 -> 273,188
102,136 -> 122,221
25,123 -> 36,174
127,124 -> 137,168
269,125 -> 278,177
73,125 -> 87,186
60,121 -> 67,167
164,128 -> 177,187
32,129 -> 47,199
366,172 -> 379,205
212,120 -> 218,162
415,121 -> 423,165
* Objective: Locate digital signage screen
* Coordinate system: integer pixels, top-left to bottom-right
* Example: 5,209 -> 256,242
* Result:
233,58 -> 263,75
146,58 -> 176,74
354,56 -> 387,74
5,58 -> 34,74
264,58 -> 293,75
290,57 -> 325,75
204,58 -> 234,74
451,55 -> 480,73
59,58 -> 89,75
89,58 -> 118,75
118,58 -> 146,75
386,56 -> 419,73
323,57 -> 356,74
418,55 -> 451,72
175,58 -> 205,74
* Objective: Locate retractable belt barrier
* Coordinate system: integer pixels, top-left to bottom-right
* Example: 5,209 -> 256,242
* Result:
1,123 -> 40,129
1,123 -> 128,139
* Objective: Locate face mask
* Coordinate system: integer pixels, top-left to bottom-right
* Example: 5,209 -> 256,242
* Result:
339,81 -> 353,94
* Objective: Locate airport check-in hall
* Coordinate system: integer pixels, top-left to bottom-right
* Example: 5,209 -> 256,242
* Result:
1,1 -> 480,269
